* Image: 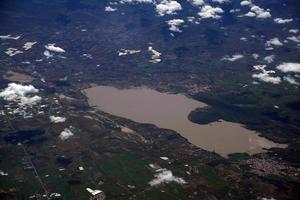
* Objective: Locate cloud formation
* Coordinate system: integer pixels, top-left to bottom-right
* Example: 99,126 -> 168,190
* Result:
276,63 -> 300,73
105,6 -> 117,12
283,75 -> 299,85
189,0 -> 205,6
23,42 -> 37,50
156,0 -> 182,16
198,5 -> 224,19
0,35 -> 21,40
265,38 -> 283,47
274,18 -> 293,24
45,44 -> 65,53
222,54 -> 244,62
118,49 -> 141,56
149,168 -> 186,186
5,48 -> 23,57
148,46 -> 161,63
59,128 -> 74,140
167,19 -> 185,32
252,65 -> 281,84
50,116 -> 66,123
0,83 -> 41,106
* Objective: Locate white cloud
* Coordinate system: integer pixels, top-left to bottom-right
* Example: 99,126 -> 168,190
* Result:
276,63 -> 300,73
250,5 -> 271,19
23,42 -> 37,50
198,5 -> 224,19
167,19 -> 185,32
263,55 -> 275,63
212,0 -> 229,3
289,29 -> 299,34
149,168 -> 186,186
252,53 -> 259,59
189,0 -> 205,6
0,35 -> 21,40
160,156 -> 169,160
120,0 -> 153,3
265,37 -> 283,46
5,48 -> 23,57
44,50 -> 54,59
0,83 -> 41,106
156,0 -> 182,16
240,4 -> 271,19
252,65 -> 281,84
45,44 -> 65,53
230,9 -> 240,13
105,6 -> 117,12
148,46 -> 161,63
283,75 -> 299,85
274,18 -> 293,24
50,116 -> 66,123
0,170 -> 8,176
287,36 -> 300,43
59,128 -> 74,140
118,49 -> 141,56
244,11 -> 256,17
222,54 -> 244,62
86,188 -> 102,196
240,0 -> 252,6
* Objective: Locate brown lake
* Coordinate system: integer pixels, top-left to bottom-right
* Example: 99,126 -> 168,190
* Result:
84,86 -> 286,157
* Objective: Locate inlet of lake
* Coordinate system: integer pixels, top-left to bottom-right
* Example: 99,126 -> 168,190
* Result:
84,86 -> 286,157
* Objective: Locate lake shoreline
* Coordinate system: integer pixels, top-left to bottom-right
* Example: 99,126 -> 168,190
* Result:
83,85 -> 287,157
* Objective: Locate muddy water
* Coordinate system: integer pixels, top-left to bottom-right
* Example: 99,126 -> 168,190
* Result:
84,86 -> 286,157
3,71 -> 33,82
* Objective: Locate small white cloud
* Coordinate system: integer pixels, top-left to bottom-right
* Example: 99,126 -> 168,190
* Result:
212,0 -> 229,3
23,42 -> 37,50
44,50 -> 54,59
189,0 -> 205,6
86,188 -> 102,196
198,5 -> 224,19
156,0 -> 182,16
118,49 -> 141,56
265,37 -> 283,47
283,75 -> 299,85
0,170 -> 8,176
45,44 -> 65,53
240,0 -> 252,6
222,54 -> 244,62
105,6 -> 117,12
252,65 -> 281,84
160,157 -> 169,160
244,11 -> 256,17
5,48 -> 23,57
250,5 -> 271,19
120,0 -> 153,3
0,83 -> 41,106
149,168 -> 186,186
59,128 -> 74,140
287,36 -> 300,43
230,9 -> 240,13
148,46 -> 161,63
50,116 -> 66,123
276,63 -> 300,73
274,18 -> 293,24
252,53 -> 259,59
167,19 -> 185,32
289,29 -> 299,34
0,35 -> 21,40
263,55 -> 275,63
